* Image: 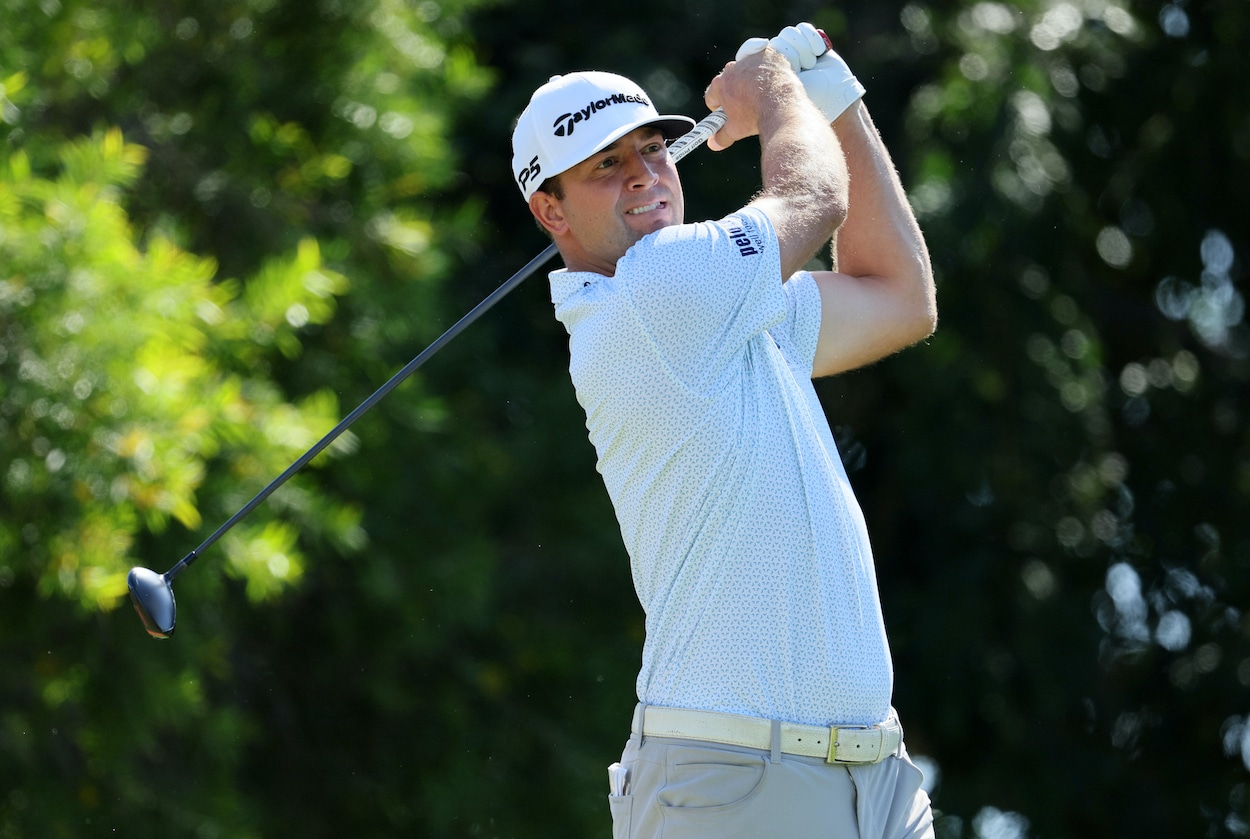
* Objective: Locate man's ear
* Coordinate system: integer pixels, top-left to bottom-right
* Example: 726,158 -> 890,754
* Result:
529,191 -> 568,237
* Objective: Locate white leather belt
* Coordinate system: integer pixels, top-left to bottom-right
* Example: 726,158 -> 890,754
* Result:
632,704 -> 903,765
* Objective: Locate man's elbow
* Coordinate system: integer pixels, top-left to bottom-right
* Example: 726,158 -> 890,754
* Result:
823,177 -> 850,239
792,178 -> 846,246
828,203 -> 849,244
903,262 -> 938,345
919,279 -> 938,339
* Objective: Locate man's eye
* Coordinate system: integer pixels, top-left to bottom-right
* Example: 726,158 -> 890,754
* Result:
596,157 -> 616,169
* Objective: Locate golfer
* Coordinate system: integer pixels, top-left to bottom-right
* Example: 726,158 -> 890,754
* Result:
512,22 -> 937,838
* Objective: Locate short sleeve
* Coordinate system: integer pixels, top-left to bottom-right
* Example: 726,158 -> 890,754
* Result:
773,271 -> 823,378
617,207 -> 785,392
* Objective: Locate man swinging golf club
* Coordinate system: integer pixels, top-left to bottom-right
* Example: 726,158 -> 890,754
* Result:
513,22 -> 937,838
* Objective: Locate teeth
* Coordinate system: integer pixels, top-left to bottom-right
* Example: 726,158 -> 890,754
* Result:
627,202 -> 663,215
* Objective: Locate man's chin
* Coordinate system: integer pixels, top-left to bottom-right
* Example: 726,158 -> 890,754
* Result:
630,210 -> 678,236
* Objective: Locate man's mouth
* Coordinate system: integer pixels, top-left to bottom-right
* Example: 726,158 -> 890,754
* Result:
626,201 -> 665,215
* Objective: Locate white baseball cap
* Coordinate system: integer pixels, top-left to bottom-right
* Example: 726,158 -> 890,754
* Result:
511,71 -> 694,202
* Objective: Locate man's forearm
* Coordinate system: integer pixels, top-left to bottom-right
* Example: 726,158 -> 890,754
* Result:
706,48 -> 853,279
753,67 -> 850,278
757,74 -> 847,204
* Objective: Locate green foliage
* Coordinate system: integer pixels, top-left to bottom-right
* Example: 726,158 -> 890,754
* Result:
0,0 -> 490,830
2,0 -> 1249,836
0,128 -> 353,606
854,1 -> 1250,835
0,125 -> 362,833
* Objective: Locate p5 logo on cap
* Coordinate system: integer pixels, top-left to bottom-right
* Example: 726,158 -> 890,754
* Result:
516,155 -> 542,192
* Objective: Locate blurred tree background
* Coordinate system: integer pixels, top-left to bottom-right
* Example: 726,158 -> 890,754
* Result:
1,0 -> 1247,835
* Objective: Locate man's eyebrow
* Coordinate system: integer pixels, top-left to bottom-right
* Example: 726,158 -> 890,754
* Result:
579,128 -> 666,170
593,128 -> 665,157
579,138 -> 624,169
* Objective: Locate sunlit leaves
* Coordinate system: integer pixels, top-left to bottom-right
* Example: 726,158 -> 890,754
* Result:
365,209 -> 433,260
0,130 -> 353,611
248,114 -> 355,198
0,0 -> 496,834
0,70 -> 25,125
239,238 -> 349,358
224,520 -> 303,600
905,0 -> 1146,212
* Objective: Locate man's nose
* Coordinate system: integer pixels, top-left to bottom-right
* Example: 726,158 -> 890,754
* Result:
623,152 -> 660,189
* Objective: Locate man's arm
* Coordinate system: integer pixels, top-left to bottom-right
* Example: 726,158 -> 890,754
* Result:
703,50 -> 849,281
809,100 -> 936,378
739,24 -> 936,378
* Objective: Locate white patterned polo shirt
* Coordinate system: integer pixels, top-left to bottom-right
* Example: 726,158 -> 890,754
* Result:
550,207 -> 893,726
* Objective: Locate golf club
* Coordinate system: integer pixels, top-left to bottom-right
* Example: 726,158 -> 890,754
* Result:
127,108 -> 729,638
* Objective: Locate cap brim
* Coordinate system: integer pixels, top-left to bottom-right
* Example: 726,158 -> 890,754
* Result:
559,114 -> 697,179
653,115 -> 698,140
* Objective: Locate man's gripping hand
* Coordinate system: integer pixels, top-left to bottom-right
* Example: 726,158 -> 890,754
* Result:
736,23 -> 866,124
703,47 -> 801,152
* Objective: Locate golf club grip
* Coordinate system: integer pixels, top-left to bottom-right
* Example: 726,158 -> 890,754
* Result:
165,110 -> 726,581
669,109 -> 726,162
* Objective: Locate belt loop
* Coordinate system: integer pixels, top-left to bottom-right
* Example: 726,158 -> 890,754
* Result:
769,719 -> 782,764
633,703 -> 648,746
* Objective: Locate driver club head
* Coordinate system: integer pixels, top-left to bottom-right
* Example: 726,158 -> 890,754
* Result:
127,567 -> 177,639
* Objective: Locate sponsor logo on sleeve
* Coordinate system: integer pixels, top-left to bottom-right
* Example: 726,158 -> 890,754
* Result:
726,223 -> 761,258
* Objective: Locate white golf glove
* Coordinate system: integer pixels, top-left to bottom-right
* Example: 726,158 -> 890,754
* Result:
735,22 -> 866,123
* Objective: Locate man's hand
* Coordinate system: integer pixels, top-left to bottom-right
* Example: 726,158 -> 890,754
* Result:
735,24 -> 825,68
736,23 -> 866,125
702,48 -> 800,152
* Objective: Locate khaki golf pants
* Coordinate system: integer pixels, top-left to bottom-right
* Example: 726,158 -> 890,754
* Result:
607,724 -> 934,838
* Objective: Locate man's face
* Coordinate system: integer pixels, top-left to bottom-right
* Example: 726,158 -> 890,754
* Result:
531,126 -> 685,276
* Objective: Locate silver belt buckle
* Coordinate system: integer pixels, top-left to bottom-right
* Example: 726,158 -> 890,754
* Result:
826,724 -> 885,764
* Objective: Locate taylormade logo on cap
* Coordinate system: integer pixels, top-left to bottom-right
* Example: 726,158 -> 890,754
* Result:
511,71 -> 694,202
551,92 -> 651,137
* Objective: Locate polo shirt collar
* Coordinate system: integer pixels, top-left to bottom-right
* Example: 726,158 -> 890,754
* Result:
549,268 -> 604,308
